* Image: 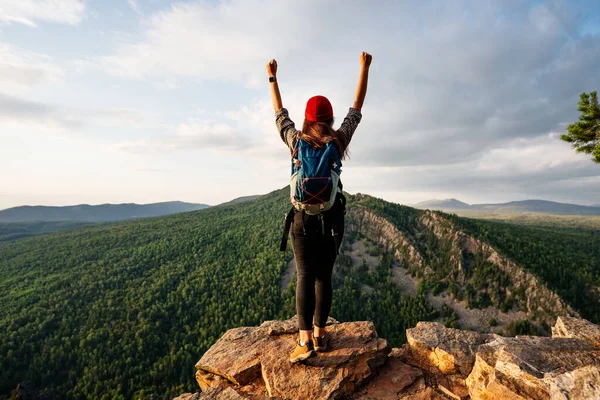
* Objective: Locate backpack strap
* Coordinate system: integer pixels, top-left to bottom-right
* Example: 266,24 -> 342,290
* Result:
280,206 -> 296,251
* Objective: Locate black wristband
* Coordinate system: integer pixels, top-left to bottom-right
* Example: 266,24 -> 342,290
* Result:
269,76 -> 276,83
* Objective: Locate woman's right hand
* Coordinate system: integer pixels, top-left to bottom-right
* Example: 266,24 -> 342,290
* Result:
360,52 -> 372,69
266,59 -> 278,77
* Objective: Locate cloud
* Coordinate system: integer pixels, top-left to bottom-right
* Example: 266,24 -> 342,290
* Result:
112,98 -> 289,161
127,0 -> 141,15
79,108 -> 153,128
0,43 -> 150,133
4,0 -> 599,205
101,1 -> 277,85
100,1 -> 600,168
347,133 -> 600,204
0,92 -> 80,129
0,91 -> 153,132
114,119 -> 256,154
0,44 -> 64,93
0,0 -> 85,27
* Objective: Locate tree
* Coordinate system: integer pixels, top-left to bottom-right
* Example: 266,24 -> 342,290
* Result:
561,91 -> 600,163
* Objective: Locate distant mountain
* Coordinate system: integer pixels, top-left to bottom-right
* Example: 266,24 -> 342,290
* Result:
217,195 -> 261,207
472,200 -> 600,215
413,198 -> 600,216
0,201 -> 210,223
413,198 -> 470,210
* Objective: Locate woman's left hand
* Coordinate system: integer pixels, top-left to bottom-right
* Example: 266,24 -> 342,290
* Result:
266,59 -> 278,77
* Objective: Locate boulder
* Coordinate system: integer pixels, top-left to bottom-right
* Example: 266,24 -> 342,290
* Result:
549,364 -> 600,400
195,315 -> 390,400
350,356 -> 423,399
195,315 -> 338,389
406,321 -> 495,376
466,336 -> 600,400
552,316 -> 600,348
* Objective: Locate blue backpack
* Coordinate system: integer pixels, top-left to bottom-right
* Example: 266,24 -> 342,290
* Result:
289,137 -> 342,215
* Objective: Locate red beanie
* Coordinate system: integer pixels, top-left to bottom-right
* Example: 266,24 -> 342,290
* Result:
305,95 -> 333,122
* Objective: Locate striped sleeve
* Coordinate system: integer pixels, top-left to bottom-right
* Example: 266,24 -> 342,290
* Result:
338,107 -> 362,143
275,107 -> 299,151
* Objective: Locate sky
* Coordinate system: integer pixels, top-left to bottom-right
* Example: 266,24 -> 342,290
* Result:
1,0 -> 599,209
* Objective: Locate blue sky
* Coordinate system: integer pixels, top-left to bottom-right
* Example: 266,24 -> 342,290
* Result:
1,0 -> 599,209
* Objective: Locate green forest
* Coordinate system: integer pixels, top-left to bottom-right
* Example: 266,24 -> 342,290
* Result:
1,188 -> 599,399
0,221 -> 96,243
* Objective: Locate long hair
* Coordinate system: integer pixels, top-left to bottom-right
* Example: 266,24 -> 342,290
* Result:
300,118 -> 350,159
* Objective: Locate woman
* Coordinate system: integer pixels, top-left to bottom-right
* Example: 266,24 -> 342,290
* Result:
267,52 -> 372,363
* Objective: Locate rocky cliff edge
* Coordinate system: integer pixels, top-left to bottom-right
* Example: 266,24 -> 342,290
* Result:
174,315 -> 600,400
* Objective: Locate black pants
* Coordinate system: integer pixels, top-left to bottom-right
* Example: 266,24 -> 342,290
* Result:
291,195 -> 345,330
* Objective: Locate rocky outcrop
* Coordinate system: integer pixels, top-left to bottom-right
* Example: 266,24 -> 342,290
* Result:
466,336 -> 600,400
419,211 -> 578,325
552,316 -> 600,348
345,205 -> 577,332
178,316 -> 600,400
346,208 -> 424,269
406,322 -> 495,377
194,315 -> 391,399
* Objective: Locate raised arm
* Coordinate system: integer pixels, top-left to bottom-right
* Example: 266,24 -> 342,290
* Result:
267,59 -> 298,150
353,52 -> 372,112
266,59 -> 283,112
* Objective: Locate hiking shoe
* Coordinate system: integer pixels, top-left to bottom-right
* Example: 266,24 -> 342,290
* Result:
289,339 -> 316,363
312,330 -> 329,352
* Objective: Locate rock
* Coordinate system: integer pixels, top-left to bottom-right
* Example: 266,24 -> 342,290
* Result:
194,315 -> 339,390
195,369 -> 229,392
552,316 -> 600,348
550,364 -> 600,400
435,374 -> 469,400
195,315 -> 390,400
346,208 -> 424,268
197,386 -> 251,399
406,321 -> 495,376
351,356 -> 423,399
259,321 -> 390,399
466,335 -> 600,400
195,325 -> 265,388
399,387 -> 446,400
178,316 -> 600,400
173,393 -> 201,400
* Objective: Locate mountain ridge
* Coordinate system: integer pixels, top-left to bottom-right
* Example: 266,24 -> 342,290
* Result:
413,198 -> 600,215
0,200 -> 210,222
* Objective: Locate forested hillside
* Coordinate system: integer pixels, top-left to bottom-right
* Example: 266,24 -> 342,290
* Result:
0,221 -> 96,242
1,188 -> 599,399
444,213 -> 600,324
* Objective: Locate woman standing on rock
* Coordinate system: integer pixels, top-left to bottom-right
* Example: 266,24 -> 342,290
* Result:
267,52 -> 372,363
